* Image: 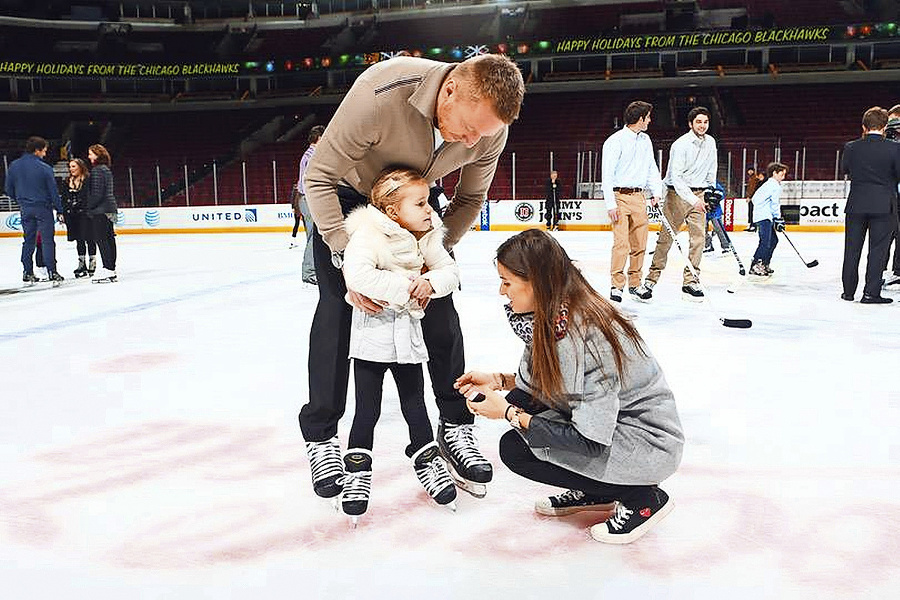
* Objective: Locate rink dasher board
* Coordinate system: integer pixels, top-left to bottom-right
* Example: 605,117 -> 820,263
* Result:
0,196 -> 847,236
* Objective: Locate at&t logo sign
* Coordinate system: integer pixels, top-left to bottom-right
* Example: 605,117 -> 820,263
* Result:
144,210 -> 161,227
5,213 -> 22,231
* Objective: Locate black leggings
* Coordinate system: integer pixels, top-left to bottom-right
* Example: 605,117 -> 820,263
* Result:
499,431 -> 655,504
349,359 -> 434,457
501,387 -> 655,505
76,239 -> 97,256
291,215 -> 302,237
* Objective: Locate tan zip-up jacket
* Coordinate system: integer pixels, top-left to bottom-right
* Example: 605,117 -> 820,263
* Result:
305,56 -> 509,253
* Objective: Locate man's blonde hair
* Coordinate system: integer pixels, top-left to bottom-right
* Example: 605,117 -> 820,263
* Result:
370,167 -> 428,212
453,54 -> 525,124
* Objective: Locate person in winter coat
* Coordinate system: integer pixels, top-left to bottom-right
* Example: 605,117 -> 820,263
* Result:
86,144 -> 118,283
455,228 -> 683,544
61,158 -> 97,278
338,167 -> 461,524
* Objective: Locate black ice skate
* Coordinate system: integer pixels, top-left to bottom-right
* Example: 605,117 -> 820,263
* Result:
87,256 -> 97,276
305,436 -> 344,499
681,282 -> 704,302
590,487 -> 673,544
48,271 -> 64,287
411,442 -> 457,511
438,420 -> 492,498
22,272 -> 38,286
74,256 -> 89,278
339,449 -> 372,527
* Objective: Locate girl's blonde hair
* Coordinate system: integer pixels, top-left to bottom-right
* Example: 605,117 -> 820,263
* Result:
370,167 -> 427,212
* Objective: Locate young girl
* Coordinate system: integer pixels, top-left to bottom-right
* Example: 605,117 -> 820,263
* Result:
456,229 -> 684,544
339,167 -> 460,525
749,162 -> 788,277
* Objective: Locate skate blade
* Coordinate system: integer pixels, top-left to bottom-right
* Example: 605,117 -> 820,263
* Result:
446,500 -> 457,512
350,516 -> 360,528
331,497 -> 340,512
681,294 -> 705,303
446,466 -> 487,499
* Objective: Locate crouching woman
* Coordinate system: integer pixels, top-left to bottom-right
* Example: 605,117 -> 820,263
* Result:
456,229 -> 684,544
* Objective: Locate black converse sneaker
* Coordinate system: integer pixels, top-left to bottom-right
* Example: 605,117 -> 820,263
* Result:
411,442 -> 457,510
339,449 -> 372,527
590,487 -> 673,544
535,489 -> 617,516
681,282 -> 705,302
305,436 -> 344,498
438,420 -> 492,498
609,287 -> 623,303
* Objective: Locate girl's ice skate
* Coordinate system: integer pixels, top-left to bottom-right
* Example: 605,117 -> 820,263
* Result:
339,449 -> 372,527
411,442 -> 457,511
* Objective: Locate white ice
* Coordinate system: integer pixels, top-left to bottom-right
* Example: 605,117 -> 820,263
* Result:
1,228 -> 898,600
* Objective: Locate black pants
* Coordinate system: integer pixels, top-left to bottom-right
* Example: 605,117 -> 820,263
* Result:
76,239 -> 97,256
882,213 -> 900,276
842,212 -> 894,297
90,214 -> 117,270
545,196 -> 559,228
291,215 -> 302,237
298,186 -> 471,443
350,359 -> 433,457
499,431 -> 654,505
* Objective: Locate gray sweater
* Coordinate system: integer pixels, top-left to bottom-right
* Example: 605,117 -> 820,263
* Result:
516,323 -> 684,486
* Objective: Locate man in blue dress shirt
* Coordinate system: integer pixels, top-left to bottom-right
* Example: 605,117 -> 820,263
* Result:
5,136 -> 64,284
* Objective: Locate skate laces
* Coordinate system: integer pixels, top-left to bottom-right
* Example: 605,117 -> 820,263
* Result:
608,503 -> 633,531
444,424 -> 490,467
306,439 -> 343,483
416,455 -> 453,496
338,470 -> 371,502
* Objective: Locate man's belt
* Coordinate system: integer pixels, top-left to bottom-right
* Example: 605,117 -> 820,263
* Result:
613,187 -> 643,194
667,185 -> 707,192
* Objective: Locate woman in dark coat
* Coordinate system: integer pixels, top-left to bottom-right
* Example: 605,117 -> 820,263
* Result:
61,157 -> 96,277
86,144 -> 118,283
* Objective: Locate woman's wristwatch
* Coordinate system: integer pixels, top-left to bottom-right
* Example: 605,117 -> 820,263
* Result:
505,404 -> 524,430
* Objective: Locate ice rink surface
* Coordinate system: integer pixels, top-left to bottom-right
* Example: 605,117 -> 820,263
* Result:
1,228 -> 898,599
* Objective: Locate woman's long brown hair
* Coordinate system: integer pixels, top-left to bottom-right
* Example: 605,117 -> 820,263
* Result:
496,228 -> 645,408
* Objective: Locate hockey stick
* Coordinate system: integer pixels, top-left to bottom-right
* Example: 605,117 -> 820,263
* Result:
658,210 -> 752,328
779,229 -> 819,268
714,219 -> 746,276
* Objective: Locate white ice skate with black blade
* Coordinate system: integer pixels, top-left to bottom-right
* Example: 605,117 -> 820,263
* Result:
305,436 -> 344,503
437,420 -> 492,498
339,449 -> 372,527
411,442 -> 457,511
91,267 -> 117,283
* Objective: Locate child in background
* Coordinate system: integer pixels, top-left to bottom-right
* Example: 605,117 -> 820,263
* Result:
703,183 -> 732,255
339,167 -> 460,525
749,162 -> 789,277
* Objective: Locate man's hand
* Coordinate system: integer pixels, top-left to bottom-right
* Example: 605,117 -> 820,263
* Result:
649,196 -> 659,207
347,289 -> 385,315
607,207 -> 619,224
408,277 -> 434,301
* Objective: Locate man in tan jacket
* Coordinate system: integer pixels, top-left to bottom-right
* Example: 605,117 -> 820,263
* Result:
300,54 -> 524,500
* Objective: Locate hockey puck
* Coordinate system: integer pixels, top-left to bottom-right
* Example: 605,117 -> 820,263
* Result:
727,289 -> 734,294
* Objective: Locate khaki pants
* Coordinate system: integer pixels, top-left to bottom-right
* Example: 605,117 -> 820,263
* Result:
610,191 -> 649,290
647,189 -> 705,286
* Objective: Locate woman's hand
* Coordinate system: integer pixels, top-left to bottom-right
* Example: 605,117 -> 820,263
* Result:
465,389 -> 510,420
455,371 -> 502,396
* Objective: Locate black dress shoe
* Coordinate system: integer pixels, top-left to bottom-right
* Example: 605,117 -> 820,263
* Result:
841,293 -> 854,301
860,294 -> 893,304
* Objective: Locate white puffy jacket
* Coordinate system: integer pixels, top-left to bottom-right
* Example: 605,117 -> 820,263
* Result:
343,204 -> 460,363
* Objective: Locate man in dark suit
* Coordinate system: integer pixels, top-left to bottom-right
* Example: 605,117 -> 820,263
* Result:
841,106 -> 900,304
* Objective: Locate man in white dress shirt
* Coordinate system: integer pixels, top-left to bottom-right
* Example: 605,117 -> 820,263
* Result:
600,101 -> 663,303
643,106 -> 718,302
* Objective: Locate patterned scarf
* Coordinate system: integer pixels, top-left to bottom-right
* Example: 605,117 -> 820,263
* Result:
505,302 -> 569,344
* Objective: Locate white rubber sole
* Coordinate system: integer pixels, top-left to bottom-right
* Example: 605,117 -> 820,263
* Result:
590,499 -> 674,544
